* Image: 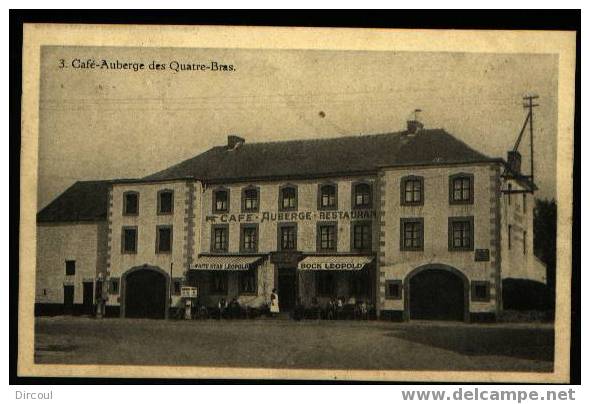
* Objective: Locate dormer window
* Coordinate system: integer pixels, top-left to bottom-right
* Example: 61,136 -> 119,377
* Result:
123,192 -> 139,215
279,185 -> 297,211
213,188 -> 229,213
353,183 -> 371,209
318,183 -> 337,210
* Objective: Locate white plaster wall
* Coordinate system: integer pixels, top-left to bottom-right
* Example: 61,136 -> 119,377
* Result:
378,163 -> 501,314
36,222 -> 106,304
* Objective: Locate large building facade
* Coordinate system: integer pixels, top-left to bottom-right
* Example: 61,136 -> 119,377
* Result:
35,122 -> 545,321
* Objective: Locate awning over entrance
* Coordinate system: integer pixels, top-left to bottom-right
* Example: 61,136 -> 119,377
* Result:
297,256 -> 374,271
189,255 -> 264,271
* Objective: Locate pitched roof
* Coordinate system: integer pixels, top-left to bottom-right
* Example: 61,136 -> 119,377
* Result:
37,180 -> 114,223
144,129 -> 497,183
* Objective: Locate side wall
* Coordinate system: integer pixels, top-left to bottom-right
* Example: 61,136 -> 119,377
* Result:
377,163 -> 502,320
36,222 -> 106,312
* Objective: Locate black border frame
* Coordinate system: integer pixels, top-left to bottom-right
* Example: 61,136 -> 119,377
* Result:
10,9 -> 580,386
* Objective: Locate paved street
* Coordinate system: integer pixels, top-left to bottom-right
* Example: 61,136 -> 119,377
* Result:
35,316 -> 554,372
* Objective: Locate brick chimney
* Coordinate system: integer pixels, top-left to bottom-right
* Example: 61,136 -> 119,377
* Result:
406,120 -> 424,135
507,151 -> 522,174
227,135 -> 245,150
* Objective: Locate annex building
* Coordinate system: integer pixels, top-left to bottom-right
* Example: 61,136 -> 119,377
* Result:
35,120 -> 546,321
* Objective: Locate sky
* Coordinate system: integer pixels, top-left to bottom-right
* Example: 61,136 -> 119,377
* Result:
37,46 -> 558,209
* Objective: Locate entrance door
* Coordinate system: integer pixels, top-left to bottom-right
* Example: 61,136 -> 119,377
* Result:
278,269 -> 296,312
124,269 -> 167,319
63,285 -> 74,315
409,269 -> 465,321
82,282 -> 94,315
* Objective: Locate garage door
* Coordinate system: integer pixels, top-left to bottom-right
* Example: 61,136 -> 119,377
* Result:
124,269 -> 167,319
409,269 -> 465,321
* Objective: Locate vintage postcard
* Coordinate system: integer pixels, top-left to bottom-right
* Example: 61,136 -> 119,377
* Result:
18,24 -> 576,382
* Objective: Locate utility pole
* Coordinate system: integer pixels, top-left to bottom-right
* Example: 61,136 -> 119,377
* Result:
523,95 -> 539,182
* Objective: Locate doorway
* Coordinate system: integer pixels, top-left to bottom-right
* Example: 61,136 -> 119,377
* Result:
278,268 -> 296,312
82,282 -> 94,315
408,268 -> 466,321
63,285 -> 74,315
124,268 -> 168,319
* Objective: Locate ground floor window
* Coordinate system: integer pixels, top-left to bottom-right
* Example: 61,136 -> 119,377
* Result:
348,271 -> 370,297
239,270 -> 257,294
210,272 -> 228,294
385,280 -> 402,299
316,272 -> 335,296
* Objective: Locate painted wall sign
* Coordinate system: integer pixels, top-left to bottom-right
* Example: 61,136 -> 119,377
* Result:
190,262 -> 252,271
206,209 -> 376,223
298,262 -> 365,270
475,249 -> 490,262
181,286 -> 198,298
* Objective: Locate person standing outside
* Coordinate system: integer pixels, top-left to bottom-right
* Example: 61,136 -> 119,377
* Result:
270,288 -> 279,317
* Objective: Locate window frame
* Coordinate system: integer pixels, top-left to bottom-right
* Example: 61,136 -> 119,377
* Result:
352,181 -> 372,209
238,269 -> 258,295
65,260 -> 76,276
277,222 -> 298,251
400,217 -> 424,251
278,184 -> 298,212
109,277 -> 120,295
239,223 -> 259,253
241,185 -> 260,213
157,189 -> 174,215
471,281 -> 490,302
449,173 -> 474,205
316,221 -> 338,252
400,175 -> 424,206
350,220 -> 372,252
210,224 -> 229,253
122,191 -> 139,216
385,280 -> 402,300
315,271 -> 335,297
155,225 -> 173,254
448,216 -> 475,251
212,187 -> 230,213
210,272 -> 228,295
121,225 -> 138,254
317,182 -> 338,210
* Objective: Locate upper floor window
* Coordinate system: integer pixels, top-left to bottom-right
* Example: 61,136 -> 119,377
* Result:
318,184 -> 337,210
401,176 -> 424,205
65,260 -> 76,276
278,223 -> 297,251
211,225 -> 228,253
213,188 -> 229,213
156,225 -> 172,254
448,216 -> 474,251
123,192 -> 139,215
352,221 -> 372,252
121,226 -> 138,254
353,183 -> 372,209
400,218 -> 424,251
317,222 -> 337,252
449,174 -> 474,204
242,187 -> 259,212
158,190 -> 174,214
240,224 -> 258,253
279,185 -> 297,211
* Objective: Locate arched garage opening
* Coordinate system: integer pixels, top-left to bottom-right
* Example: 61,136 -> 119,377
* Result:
404,264 -> 469,322
121,266 -> 169,319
